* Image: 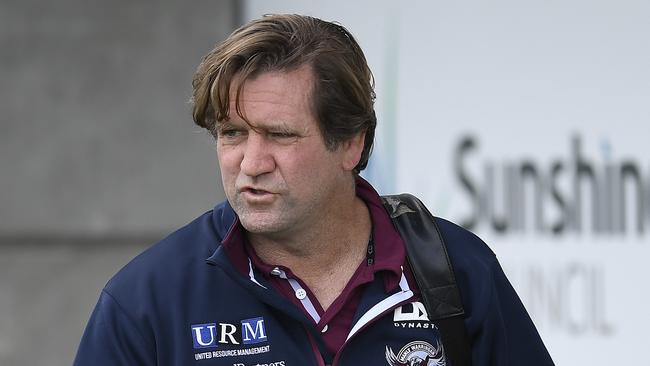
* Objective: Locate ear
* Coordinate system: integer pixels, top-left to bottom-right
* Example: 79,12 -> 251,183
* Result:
340,131 -> 366,171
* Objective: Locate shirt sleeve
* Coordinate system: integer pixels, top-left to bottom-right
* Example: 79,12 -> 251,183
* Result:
73,290 -> 156,366
469,258 -> 555,366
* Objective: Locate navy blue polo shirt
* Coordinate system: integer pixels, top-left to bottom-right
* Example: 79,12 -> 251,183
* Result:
73,179 -> 554,365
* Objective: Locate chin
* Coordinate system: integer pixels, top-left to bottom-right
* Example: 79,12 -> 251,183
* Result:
238,213 -> 288,235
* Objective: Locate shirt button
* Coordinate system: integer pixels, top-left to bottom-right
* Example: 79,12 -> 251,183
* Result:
321,324 -> 328,333
295,288 -> 307,300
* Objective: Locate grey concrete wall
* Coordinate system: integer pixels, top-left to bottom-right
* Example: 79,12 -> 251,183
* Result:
0,241 -> 150,366
1,0 -> 235,236
0,1 -> 238,365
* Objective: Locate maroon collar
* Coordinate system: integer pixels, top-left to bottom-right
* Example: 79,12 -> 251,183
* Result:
220,176 -> 405,292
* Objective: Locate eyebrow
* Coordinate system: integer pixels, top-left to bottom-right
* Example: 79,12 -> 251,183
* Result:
215,120 -> 297,134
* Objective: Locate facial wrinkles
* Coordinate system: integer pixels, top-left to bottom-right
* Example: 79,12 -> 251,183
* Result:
218,66 -> 350,239
226,134 -> 291,210
238,72 -> 311,112
228,95 -> 314,188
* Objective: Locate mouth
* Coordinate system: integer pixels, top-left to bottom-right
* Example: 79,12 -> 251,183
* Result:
239,187 -> 276,202
242,187 -> 272,195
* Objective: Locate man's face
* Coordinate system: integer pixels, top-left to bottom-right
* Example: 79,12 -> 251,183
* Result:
216,65 -> 359,239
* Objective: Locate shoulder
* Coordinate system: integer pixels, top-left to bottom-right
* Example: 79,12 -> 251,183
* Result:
381,193 -> 498,275
382,193 -> 500,318
434,217 -> 553,364
432,216 -> 509,331
432,216 -> 499,301
74,202 -> 239,364
433,216 -> 497,273
103,201 -> 236,307
388,195 -> 551,362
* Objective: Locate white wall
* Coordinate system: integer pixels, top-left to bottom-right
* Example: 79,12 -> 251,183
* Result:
245,2 -> 650,364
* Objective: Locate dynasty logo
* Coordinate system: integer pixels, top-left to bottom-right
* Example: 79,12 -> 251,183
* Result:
394,301 -> 437,330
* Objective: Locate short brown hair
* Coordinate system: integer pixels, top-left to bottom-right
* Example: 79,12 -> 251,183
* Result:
191,14 -> 376,172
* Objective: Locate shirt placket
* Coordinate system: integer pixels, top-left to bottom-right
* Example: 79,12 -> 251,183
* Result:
270,267 -> 323,324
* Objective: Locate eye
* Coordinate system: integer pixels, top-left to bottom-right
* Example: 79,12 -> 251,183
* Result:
220,129 -> 242,138
216,125 -> 246,140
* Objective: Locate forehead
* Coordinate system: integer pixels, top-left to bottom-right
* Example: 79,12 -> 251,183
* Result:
228,65 -> 316,125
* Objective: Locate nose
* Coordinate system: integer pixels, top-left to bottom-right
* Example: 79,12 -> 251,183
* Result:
240,134 -> 275,177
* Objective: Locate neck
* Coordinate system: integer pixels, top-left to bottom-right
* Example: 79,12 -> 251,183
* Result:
247,186 -> 372,309
248,195 -> 371,272
249,196 -> 372,310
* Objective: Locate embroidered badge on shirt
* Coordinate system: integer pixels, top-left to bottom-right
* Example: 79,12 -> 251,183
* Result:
393,301 -> 439,330
394,301 -> 429,321
385,340 -> 446,366
190,317 -> 271,361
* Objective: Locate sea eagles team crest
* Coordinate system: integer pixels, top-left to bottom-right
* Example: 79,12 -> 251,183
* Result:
385,340 -> 446,366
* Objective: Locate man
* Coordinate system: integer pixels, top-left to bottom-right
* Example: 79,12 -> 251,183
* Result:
74,14 -> 553,366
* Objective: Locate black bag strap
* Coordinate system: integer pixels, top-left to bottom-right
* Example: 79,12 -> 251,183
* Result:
382,194 -> 472,366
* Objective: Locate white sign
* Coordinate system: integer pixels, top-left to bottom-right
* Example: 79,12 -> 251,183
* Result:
245,1 -> 650,364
